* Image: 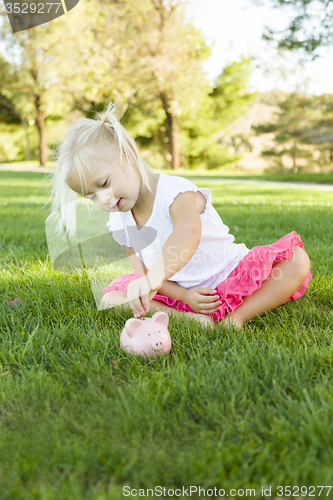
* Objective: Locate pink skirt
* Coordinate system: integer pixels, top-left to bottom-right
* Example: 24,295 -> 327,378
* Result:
103,231 -> 312,323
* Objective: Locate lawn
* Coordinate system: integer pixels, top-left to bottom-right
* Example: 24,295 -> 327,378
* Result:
2,160 -> 333,184
0,169 -> 333,500
162,166 -> 333,185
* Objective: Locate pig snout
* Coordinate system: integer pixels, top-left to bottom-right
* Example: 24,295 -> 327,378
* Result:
151,340 -> 164,351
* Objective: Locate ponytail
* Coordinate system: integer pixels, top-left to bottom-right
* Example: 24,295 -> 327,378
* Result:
44,102 -> 154,240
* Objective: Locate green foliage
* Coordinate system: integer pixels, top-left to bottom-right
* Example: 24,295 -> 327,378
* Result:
254,93 -> 333,172
176,94 -> 224,169
0,55 -> 21,124
121,101 -> 166,144
0,1 -> 256,170
175,57 -> 256,170
103,55 -> 255,170
300,94 -> 333,166
258,0 -> 333,54
0,117 -> 66,163
0,123 -> 26,162
211,56 -> 256,127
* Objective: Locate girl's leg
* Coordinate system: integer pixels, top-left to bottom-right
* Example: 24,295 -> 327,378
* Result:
226,246 -> 311,328
101,290 -> 129,309
101,290 -> 214,329
149,300 -> 214,329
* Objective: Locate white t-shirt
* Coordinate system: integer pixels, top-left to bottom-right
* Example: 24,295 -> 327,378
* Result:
106,172 -> 249,289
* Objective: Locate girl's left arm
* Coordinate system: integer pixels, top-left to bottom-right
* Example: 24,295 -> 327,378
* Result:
146,191 -> 202,291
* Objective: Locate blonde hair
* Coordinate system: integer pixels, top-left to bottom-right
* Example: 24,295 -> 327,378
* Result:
44,102 -> 154,240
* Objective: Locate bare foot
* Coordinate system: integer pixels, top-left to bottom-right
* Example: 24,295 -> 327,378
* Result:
149,301 -> 215,330
193,313 -> 215,330
220,314 -> 243,329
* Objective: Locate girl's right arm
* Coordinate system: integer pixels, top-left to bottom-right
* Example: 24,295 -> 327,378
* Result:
123,245 -> 221,314
123,245 -> 148,276
123,245 -> 187,301
157,279 -> 187,303
157,281 -> 222,314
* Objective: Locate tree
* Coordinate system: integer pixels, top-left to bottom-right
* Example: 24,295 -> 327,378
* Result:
0,6 -> 82,165
121,55 -> 256,170
210,56 -> 257,163
178,56 -> 256,169
301,94 -> 333,166
0,53 -> 33,160
0,55 -> 21,124
211,57 -> 256,127
125,0 -> 212,170
76,0 -> 211,170
1,0 -> 211,169
0,0 -> 255,171
254,0 -> 333,55
254,93 -> 315,172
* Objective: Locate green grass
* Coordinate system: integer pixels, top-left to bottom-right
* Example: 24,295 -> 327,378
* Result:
3,160 -> 333,184
161,167 -> 333,185
1,169 -> 333,499
0,160 -> 55,168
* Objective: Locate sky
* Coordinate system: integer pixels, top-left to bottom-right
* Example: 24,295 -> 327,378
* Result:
185,0 -> 333,95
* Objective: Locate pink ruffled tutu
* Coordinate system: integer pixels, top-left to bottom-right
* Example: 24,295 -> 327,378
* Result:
103,231 -> 312,323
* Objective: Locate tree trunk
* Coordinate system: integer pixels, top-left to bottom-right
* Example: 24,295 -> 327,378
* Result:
291,143 -> 298,173
160,93 -> 180,170
35,95 -> 47,167
22,117 -> 31,162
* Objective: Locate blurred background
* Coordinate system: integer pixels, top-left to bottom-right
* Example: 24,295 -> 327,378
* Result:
0,0 -> 333,174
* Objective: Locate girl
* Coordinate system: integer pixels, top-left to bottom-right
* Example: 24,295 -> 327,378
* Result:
47,103 -> 312,330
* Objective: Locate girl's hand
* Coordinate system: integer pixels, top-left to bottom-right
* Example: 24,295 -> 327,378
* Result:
126,276 -> 159,318
183,288 -> 222,315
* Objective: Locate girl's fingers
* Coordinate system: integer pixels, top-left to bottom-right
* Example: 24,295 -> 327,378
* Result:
129,298 -> 142,317
132,297 -> 149,317
142,295 -> 150,313
200,301 -> 222,311
198,288 -> 217,294
196,289 -> 220,302
200,294 -> 221,304
199,308 -> 219,315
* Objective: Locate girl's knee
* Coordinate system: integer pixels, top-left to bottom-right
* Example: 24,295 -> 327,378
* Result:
101,290 -> 127,309
103,290 -> 127,299
291,246 -> 311,278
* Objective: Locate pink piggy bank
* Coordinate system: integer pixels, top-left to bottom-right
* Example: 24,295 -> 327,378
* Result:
120,311 -> 172,359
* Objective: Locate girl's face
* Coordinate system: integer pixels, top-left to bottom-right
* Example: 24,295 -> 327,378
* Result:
66,152 -> 142,213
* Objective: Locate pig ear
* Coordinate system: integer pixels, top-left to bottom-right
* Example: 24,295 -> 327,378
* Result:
151,311 -> 169,327
125,318 -> 143,338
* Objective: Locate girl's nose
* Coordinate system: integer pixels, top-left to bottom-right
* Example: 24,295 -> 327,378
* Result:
98,191 -> 111,205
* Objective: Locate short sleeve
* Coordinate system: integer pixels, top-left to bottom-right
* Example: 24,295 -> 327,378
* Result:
106,213 -> 130,247
163,178 -> 213,223
197,187 -> 212,222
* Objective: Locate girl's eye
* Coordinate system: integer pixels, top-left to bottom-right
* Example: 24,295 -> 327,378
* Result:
85,179 -> 109,201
